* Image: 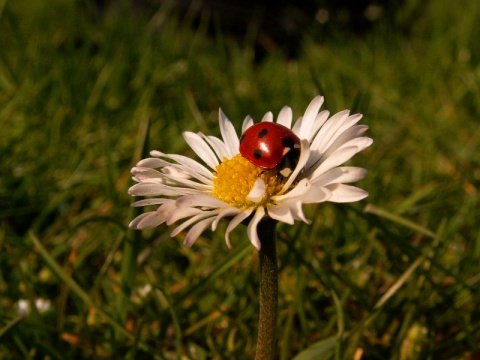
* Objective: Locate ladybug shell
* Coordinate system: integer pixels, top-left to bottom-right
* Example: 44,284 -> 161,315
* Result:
239,122 -> 301,170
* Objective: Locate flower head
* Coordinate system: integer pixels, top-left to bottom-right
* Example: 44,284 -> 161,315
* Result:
128,96 -> 372,249
16,298 -> 52,316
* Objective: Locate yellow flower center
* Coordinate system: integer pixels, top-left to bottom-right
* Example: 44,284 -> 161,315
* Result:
212,154 -> 287,209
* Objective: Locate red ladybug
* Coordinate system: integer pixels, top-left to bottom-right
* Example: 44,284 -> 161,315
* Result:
239,122 -> 301,178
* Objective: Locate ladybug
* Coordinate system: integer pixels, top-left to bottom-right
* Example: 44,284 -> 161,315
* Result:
239,122 -> 301,178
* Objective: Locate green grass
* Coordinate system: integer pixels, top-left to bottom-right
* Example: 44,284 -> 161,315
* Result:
1,0 -> 479,358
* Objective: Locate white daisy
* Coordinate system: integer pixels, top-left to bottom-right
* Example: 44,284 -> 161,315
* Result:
128,96 -> 372,250
16,298 -> 52,316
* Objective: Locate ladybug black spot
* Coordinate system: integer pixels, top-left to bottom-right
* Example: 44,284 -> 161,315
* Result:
253,149 -> 263,159
258,129 -> 268,138
282,137 -> 295,149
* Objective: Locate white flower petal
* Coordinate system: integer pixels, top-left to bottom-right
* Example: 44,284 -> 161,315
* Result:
308,124 -> 369,169
274,178 -> 311,202
203,134 -> 230,161
156,201 -> 178,221
311,166 -> 368,186
163,153 -> 213,181
291,116 -> 303,134
212,207 -> 241,231
162,166 -> 191,179
183,131 -> 219,169
247,207 -> 266,250
290,200 -> 311,224
276,106 -> 292,128
131,167 -> 164,180
184,217 -> 216,247
225,210 -> 253,248
242,115 -> 254,133
342,113 -> 364,129
310,110 -> 330,138
312,137 -> 372,171
170,212 -> 216,237
342,136 -> 373,153
135,211 -> 166,230
307,145 -> 364,180
325,184 -> 369,202
267,203 -> 294,224
167,207 -> 206,225
247,178 -> 266,203
297,96 -> 324,140
322,125 -> 369,156
277,180 -> 331,204
128,183 -> 172,196
142,167 -> 211,189
262,111 -> 273,122
157,174 -> 212,190
278,139 -> 310,195
131,198 -> 169,207
309,110 -> 350,155
137,157 -> 170,168
324,113 -> 364,144
132,166 -> 194,185
129,212 -> 155,229
219,109 -> 239,158
176,194 -> 228,208
270,199 -> 311,224
129,182 -> 197,197
131,176 -> 162,185
299,185 -> 332,204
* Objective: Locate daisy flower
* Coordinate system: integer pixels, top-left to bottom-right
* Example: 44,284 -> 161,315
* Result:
128,96 -> 372,250
16,298 -> 52,316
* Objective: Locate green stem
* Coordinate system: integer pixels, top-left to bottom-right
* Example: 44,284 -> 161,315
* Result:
255,218 -> 278,360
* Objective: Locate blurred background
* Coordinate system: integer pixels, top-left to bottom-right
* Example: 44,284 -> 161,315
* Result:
1,0 -> 479,359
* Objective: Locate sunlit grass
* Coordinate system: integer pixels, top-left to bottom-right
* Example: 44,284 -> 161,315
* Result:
1,0 -> 479,359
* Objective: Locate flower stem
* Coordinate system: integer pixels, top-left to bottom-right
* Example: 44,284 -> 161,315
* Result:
255,218 -> 278,360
